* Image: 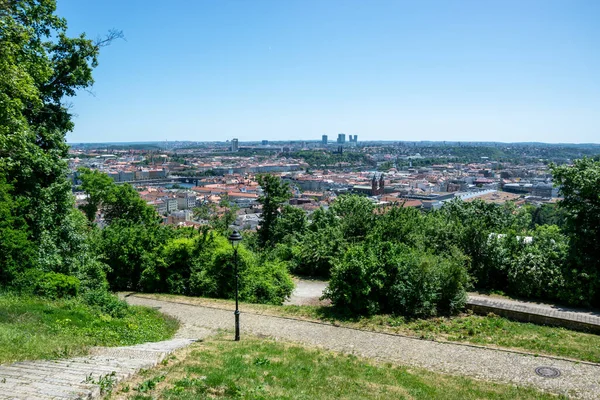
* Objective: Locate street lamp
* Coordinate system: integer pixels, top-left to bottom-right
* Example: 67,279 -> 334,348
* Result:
228,230 -> 243,341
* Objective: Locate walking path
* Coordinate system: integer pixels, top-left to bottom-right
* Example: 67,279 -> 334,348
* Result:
287,279 -> 600,332
125,295 -> 600,400
0,338 -> 195,399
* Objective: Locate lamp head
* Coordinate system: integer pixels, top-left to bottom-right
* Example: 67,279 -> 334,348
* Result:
228,230 -> 243,248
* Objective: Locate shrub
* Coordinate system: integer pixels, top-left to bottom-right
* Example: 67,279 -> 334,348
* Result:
14,270 -> 80,299
83,289 -> 129,318
190,242 -> 294,305
325,243 -> 468,318
289,226 -> 344,277
323,245 -> 384,315
386,250 -> 468,317
242,259 -> 294,305
506,225 -> 568,300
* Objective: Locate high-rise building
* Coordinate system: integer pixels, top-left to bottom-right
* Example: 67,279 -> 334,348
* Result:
262,140 -> 269,145
322,135 -> 328,145
232,138 -> 239,152
337,133 -> 346,144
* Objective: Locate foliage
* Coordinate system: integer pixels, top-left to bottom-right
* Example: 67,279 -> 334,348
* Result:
290,150 -> 373,168
256,174 -> 291,248
527,203 -> 567,228
189,236 -> 294,305
505,226 -> 569,300
83,289 -> 129,318
330,195 -> 374,241
193,201 -> 239,233
0,176 -> 36,284
0,0 -> 121,278
79,168 -> 160,225
552,158 -> 600,306
14,270 -> 80,299
325,243 -> 468,318
99,221 -> 171,291
288,225 -> 344,277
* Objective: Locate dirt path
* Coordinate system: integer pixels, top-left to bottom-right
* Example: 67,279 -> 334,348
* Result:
125,294 -> 600,399
284,278 -> 329,306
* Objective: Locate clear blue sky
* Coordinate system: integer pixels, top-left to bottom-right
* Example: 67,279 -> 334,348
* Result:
57,0 -> 599,144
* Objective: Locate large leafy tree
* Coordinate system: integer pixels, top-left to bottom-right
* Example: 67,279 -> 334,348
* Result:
256,174 -> 291,248
0,0 -> 121,269
552,158 -> 600,305
78,168 -> 159,226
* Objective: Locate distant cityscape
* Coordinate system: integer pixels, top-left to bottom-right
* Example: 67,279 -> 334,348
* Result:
68,137 -> 600,228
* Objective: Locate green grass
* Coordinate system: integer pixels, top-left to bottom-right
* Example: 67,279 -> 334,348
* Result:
0,293 -> 179,364
111,335 -> 563,400
137,293 -> 600,363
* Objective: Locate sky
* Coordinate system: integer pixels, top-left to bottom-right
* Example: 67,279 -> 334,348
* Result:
56,0 -> 600,144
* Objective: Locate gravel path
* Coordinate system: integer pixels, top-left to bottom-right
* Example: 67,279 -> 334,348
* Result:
125,295 -> 600,399
286,279 -> 600,331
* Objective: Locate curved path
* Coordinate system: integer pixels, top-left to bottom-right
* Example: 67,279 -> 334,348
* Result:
125,295 -> 600,400
287,279 -> 600,332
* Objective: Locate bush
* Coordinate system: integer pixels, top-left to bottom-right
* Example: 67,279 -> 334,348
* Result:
506,226 -> 568,300
14,270 -> 80,299
190,241 -> 294,305
289,227 -> 344,277
323,245 -> 384,315
386,249 -> 468,317
83,289 -> 129,318
325,243 -> 468,318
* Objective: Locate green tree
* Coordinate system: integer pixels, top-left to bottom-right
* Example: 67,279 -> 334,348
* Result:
552,158 -> 600,305
78,168 -> 114,223
193,201 -> 239,233
99,221 -> 169,291
0,0 -> 121,269
103,184 -> 159,225
331,195 -> 374,242
78,169 -> 159,226
271,205 -> 307,244
256,174 -> 291,248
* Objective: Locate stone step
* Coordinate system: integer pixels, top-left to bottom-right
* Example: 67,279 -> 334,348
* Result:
0,338 -> 196,399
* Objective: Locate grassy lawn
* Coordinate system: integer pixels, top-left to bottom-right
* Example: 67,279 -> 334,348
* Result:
110,335 -> 563,400
0,293 -> 179,364
135,293 -> 600,363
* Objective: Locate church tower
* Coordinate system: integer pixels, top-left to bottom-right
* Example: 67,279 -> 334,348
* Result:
371,175 -> 378,196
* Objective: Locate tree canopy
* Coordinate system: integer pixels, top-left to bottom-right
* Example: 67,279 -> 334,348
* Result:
0,0 -> 121,274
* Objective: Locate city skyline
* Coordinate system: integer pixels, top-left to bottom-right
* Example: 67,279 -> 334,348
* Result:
58,0 -> 600,144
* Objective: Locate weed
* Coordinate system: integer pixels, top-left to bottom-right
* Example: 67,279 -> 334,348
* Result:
83,371 -> 117,395
253,356 -> 271,366
134,374 -> 165,392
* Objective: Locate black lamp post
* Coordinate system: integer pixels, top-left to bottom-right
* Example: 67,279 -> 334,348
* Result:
228,230 -> 243,341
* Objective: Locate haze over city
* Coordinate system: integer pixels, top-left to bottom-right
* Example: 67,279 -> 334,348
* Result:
58,0 -> 600,144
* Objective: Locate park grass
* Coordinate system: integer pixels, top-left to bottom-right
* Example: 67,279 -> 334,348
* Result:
109,335 -> 563,400
135,293 -> 600,363
0,293 -> 179,364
